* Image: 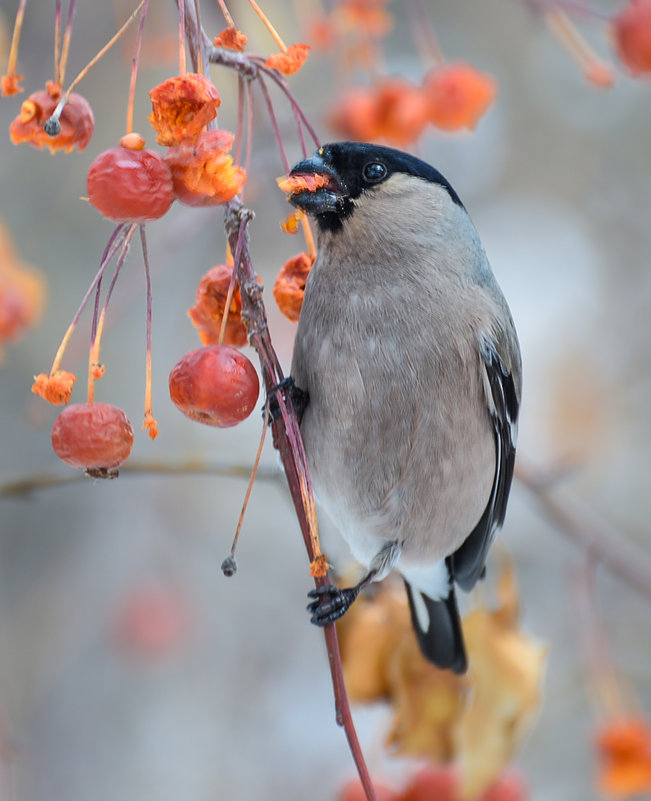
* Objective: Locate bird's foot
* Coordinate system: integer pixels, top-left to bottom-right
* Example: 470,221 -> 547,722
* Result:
265,377 -> 309,424
307,584 -> 361,626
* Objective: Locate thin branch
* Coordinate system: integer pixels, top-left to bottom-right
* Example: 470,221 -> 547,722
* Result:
255,63 -> 321,149
224,200 -> 378,801
245,78 -> 254,177
515,456 -> 651,603
0,461 -> 283,499
180,0 -> 224,76
520,0 -> 611,20
235,74 -> 244,166
208,44 -> 259,79
256,72 -> 291,174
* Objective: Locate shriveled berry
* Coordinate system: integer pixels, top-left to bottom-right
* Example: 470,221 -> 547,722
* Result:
9,85 -> 94,153
51,402 -> 134,469
169,344 -> 259,427
87,144 -> 174,223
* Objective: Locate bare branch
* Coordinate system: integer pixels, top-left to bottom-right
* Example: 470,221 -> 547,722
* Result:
515,456 -> 651,603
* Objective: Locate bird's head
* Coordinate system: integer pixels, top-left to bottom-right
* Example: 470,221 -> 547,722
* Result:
279,142 -> 464,234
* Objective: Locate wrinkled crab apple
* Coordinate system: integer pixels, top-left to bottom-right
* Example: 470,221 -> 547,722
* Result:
9,83 -> 94,153
188,264 -> 248,347
164,130 -> 246,207
169,345 -> 259,427
87,136 -> 174,223
149,73 -> 221,147
273,252 -> 314,322
51,403 -> 134,470
613,0 -> 651,75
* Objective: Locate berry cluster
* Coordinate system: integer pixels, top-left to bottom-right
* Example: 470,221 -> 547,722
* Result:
88,74 -> 245,225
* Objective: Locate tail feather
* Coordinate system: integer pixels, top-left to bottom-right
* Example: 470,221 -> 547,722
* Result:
404,580 -> 467,674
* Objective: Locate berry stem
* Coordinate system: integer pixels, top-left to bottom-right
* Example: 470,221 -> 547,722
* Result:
257,73 -> 290,174
192,0 -> 204,74
409,0 -> 445,66
50,323 -> 76,376
224,400 -> 271,569
58,0 -> 77,87
54,0 -> 62,87
125,0 -> 150,136
87,308 -> 105,404
178,0 -> 187,76
247,0 -> 287,52
244,77 -> 254,178
545,6 -> 612,82
49,224 -> 128,376
235,74 -> 244,166
217,268 -> 237,346
87,224 -> 137,404
257,65 -> 321,148
49,0 -> 145,123
216,0 -> 236,28
140,225 -> 158,440
2,0 -> 27,92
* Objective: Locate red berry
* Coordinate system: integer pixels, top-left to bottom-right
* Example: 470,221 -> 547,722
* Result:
51,402 -> 134,469
481,772 -> 528,801
169,344 -> 259,427
613,1 -> 651,75
115,582 -> 190,658
338,778 -> 400,801
87,144 -> 174,223
402,767 -> 459,801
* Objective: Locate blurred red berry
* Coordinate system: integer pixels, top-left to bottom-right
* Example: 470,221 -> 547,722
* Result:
51,402 -> 134,470
336,0 -> 394,37
481,772 -> 528,801
330,79 -> 428,145
595,717 -> 651,798
338,778 -> 400,801
9,82 -> 94,153
373,78 -> 429,145
329,86 -> 383,142
87,141 -> 174,223
423,62 -> 497,131
169,345 -> 259,427
115,582 -> 190,658
402,766 -> 459,801
613,0 -> 651,75
402,766 -> 528,801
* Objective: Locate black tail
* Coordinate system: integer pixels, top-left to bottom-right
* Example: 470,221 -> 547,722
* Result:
404,579 -> 467,674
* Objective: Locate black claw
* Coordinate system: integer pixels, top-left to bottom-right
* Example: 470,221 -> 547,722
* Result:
265,377 -> 309,424
307,584 -> 360,627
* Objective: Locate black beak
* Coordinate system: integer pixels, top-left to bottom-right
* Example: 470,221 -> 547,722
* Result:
287,152 -> 348,216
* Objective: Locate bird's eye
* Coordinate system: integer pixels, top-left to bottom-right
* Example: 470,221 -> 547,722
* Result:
362,162 -> 387,183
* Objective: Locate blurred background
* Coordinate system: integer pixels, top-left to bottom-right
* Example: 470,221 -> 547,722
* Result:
0,1 -> 650,799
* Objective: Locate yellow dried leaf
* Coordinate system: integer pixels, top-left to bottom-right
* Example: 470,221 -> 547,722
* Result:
455,560 -> 547,797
